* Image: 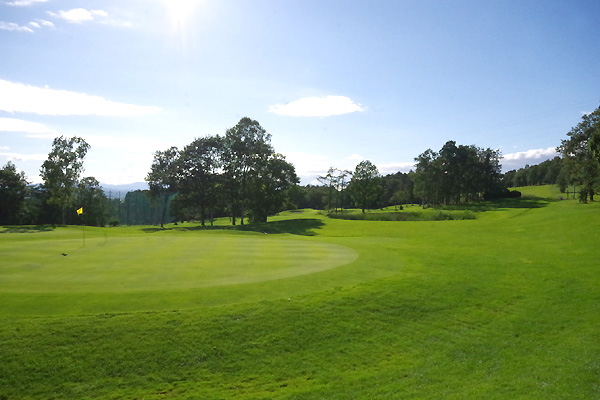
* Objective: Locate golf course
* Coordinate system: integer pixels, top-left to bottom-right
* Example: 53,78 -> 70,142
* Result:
1,185 -> 599,399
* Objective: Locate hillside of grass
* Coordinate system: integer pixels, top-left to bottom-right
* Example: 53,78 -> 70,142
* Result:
1,189 -> 599,399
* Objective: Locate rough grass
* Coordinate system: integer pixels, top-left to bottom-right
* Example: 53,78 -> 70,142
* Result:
1,187 -> 599,399
327,209 -> 477,221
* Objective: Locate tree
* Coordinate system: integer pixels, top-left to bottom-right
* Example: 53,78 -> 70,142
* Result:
223,117 -> 274,225
146,146 -> 180,227
178,135 -> 224,226
0,162 -> 29,225
40,136 -> 90,225
349,160 -> 381,213
317,167 -> 353,212
557,106 -> 600,203
246,153 -> 298,223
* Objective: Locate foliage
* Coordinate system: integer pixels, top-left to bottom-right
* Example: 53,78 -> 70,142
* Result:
318,167 -> 353,212
145,146 -> 180,227
503,156 -> 563,188
348,160 -> 382,212
414,140 -> 502,205
177,135 -> 224,226
0,161 -> 29,224
328,209 -> 476,221
146,118 -> 298,226
557,105 -> 600,203
76,177 -> 109,226
40,136 -> 90,224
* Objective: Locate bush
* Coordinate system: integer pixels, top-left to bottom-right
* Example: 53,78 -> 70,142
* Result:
108,219 -> 120,227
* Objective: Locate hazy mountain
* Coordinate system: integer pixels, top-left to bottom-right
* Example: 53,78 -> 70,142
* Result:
100,182 -> 148,196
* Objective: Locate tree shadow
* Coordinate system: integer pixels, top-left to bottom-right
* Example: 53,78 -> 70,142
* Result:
0,225 -> 56,234
141,218 -> 325,236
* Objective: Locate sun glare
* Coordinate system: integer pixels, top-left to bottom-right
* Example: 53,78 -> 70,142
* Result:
165,0 -> 198,35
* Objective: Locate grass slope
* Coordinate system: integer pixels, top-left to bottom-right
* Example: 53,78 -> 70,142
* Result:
1,186 -> 599,399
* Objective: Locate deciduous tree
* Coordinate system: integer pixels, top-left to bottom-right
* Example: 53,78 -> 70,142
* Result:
40,136 -> 90,225
0,161 -> 28,225
557,106 -> 600,203
349,160 -> 381,213
146,146 -> 180,227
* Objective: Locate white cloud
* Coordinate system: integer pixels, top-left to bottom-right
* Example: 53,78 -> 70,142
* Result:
6,0 -> 48,6
46,8 -> 121,25
0,152 -> 47,162
501,147 -> 558,171
0,117 -> 58,134
48,8 -> 97,23
28,21 -> 40,28
0,146 -> 9,151
502,147 -> 557,161
269,95 -> 365,117
0,79 -> 161,116
0,21 -> 34,33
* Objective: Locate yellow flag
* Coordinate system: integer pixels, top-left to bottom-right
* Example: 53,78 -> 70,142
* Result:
76,207 -> 83,215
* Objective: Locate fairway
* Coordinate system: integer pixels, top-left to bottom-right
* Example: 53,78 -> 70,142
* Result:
1,189 -> 600,399
0,234 -> 357,292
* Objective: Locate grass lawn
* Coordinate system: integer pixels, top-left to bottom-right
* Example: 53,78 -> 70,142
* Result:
0,185 -> 599,399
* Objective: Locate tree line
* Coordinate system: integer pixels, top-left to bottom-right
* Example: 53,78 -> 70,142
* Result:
2,105 -> 599,226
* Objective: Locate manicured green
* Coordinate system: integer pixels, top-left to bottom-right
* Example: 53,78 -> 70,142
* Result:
1,186 -> 598,399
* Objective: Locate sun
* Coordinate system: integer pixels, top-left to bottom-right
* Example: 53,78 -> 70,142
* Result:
165,0 -> 198,33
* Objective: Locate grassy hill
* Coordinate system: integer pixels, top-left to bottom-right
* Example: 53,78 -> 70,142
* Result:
1,185 -> 598,399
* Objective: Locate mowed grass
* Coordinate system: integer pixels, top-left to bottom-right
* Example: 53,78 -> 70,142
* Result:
1,186 -> 599,399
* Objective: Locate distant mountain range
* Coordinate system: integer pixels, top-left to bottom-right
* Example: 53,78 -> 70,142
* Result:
100,182 -> 148,196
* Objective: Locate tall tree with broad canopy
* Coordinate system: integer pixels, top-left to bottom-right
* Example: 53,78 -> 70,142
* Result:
0,161 -> 29,225
349,160 -> 381,213
146,146 -> 180,227
40,136 -> 90,225
177,135 -> 224,226
558,105 -> 600,203
223,117 -> 274,225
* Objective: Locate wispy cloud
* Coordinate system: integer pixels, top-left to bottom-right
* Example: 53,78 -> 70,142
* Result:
0,18 -> 53,33
0,152 -> 47,162
269,95 -> 365,117
6,0 -> 48,6
0,79 -> 161,116
0,117 -> 58,134
0,21 -> 34,33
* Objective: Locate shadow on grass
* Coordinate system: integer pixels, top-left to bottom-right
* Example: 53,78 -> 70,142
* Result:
0,225 -> 56,234
141,218 -> 325,236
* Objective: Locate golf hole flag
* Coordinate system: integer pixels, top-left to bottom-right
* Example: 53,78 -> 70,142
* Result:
76,207 -> 83,215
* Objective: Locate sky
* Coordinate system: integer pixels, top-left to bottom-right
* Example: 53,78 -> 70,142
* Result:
1,0 -> 599,186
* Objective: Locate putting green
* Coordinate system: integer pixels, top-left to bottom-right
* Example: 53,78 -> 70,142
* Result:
1,235 -> 358,293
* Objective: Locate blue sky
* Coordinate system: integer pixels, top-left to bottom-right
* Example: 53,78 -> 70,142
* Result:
1,0 -> 599,185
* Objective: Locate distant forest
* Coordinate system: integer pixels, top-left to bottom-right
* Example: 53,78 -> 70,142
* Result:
1,105 -> 599,226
